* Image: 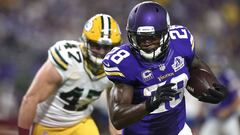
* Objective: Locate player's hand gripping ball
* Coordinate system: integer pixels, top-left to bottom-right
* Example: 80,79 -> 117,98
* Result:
187,68 -> 227,104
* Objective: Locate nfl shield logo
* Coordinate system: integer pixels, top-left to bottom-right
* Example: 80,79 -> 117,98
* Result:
159,64 -> 166,71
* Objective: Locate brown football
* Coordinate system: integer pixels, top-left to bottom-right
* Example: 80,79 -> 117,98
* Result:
186,68 -> 218,99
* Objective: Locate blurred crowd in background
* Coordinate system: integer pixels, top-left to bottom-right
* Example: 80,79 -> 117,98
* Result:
0,0 -> 239,135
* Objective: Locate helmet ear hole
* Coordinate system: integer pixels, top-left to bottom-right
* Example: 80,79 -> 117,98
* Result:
134,7 -> 138,13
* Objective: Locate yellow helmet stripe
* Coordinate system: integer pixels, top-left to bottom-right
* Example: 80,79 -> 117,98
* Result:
50,48 -> 68,70
105,71 -> 125,77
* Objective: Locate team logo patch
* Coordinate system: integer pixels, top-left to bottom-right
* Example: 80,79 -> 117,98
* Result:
172,56 -> 185,72
141,70 -> 154,82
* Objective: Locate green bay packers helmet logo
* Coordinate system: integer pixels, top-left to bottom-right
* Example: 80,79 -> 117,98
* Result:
84,20 -> 93,32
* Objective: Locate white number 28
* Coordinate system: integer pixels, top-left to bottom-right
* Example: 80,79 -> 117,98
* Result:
143,73 -> 189,113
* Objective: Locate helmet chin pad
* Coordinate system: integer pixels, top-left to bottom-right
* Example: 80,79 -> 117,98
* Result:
128,30 -> 169,61
139,47 -> 162,60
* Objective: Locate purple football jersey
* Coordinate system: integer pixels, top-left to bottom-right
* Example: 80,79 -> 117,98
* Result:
103,25 -> 195,135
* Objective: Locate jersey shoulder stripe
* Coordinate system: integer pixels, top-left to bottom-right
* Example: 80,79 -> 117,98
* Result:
48,40 -> 81,71
103,66 -> 125,77
50,47 -> 68,70
190,33 -> 194,51
103,45 -> 137,84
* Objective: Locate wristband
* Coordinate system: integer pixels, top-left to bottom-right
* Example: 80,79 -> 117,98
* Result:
18,127 -> 30,135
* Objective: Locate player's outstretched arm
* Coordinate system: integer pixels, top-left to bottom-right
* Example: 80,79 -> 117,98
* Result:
18,59 -> 62,134
190,55 -> 227,104
108,82 -> 177,130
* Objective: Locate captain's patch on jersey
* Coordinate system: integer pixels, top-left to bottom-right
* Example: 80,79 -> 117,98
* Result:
141,69 -> 154,82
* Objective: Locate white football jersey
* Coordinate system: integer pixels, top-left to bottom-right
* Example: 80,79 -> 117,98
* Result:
34,40 -> 112,127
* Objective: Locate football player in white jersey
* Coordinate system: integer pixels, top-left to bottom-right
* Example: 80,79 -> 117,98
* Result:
18,14 -> 122,135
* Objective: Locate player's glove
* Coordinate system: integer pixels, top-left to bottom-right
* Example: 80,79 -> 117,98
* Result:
198,83 -> 228,104
145,83 -> 177,113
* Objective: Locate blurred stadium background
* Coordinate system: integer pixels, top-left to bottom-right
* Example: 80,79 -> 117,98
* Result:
0,0 -> 239,135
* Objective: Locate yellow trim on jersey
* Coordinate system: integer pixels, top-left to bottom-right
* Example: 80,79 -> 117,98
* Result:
85,64 -> 106,79
191,40 -> 195,51
83,60 -> 106,80
50,49 -> 68,70
190,34 -> 195,51
105,71 -> 125,77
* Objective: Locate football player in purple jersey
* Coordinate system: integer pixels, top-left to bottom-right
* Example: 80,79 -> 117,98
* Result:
103,1 -> 227,135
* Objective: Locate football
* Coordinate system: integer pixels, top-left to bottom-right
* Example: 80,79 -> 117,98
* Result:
186,68 -> 218,99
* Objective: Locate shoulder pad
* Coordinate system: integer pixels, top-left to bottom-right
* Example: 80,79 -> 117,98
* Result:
103,45 -> 137,84
169,25 -> 195,64
169,25 -> 194,50
48,40 -> 82,71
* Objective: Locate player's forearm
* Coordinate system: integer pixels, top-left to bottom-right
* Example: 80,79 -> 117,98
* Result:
111,102 -> 148,130
109,118 -> 122,135
18,95 -> 38,129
